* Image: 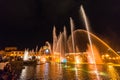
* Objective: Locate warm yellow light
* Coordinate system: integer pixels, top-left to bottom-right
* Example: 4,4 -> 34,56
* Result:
108,65 -> 113,68
109,57 -> 111,59
107,65 -> 120,79
75,56 -> 81,64
112,57 -> 115,60
116,57 -> 119,59
102,55 -> 104,59
102,55 -> 104,57
41,57 -> 46,62
67,56 -> 69,58
105,54 -> 109,57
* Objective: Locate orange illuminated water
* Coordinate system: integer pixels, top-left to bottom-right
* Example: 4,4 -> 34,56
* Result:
81,5 -> 100,80
19,63 -> 120,80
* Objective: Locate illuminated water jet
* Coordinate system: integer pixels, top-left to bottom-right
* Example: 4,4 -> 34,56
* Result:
53,26 -> 58,55
70,18 -> 75,54
81,5 -> 99,79
72,29 -> 120,62
81,5 -> 96,64
23,50 -> 29,61
51,5 -> 120,66
63,26 -> 67,55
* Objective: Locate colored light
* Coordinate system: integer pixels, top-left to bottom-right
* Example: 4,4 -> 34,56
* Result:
45,49 -> 50,54
61,58 -> 67,63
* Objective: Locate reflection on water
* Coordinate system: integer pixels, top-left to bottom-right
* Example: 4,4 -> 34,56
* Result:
107,65 -> 120,79
19,63 -> 120,80
19,66 -> 36,80
44,63 -> 49,80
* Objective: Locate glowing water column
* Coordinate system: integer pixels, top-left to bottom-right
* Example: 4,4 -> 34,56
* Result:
23,50 -> 29,61
81,5 -> 100,80
70,18 -> 75,54
53,26 -> 58,61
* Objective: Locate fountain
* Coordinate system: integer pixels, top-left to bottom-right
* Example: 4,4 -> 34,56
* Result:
63,26 -> 67,56
87,44 -> 103,64
52,26 -> 68,63
67,29 -> 120,64
80,5 -> 100,80
80,5 -> 96,64
51,5 -> 120,65
53,26 -> 58,55
52,27 -> 120,64
23,49 -> 29,61
18,4 -> 120,80
70,18 -> 75,54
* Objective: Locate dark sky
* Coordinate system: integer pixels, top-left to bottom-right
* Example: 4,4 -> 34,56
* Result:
0,0 -> 120,50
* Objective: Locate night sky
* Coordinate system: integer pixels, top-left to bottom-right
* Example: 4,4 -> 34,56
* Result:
0,0 -> 120,50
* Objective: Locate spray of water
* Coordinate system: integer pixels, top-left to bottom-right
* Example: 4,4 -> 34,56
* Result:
80,5 -> 100,80
53,26 -> 58,61
53,26 -> 58,54
59,32 -> 62,62
70,18 -> 76,54
63,26 -> 67,55
23,50 -> 29,61
70,18 -> 79,79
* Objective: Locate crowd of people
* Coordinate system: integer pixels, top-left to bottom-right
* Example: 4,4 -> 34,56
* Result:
0,63 -> 18,80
